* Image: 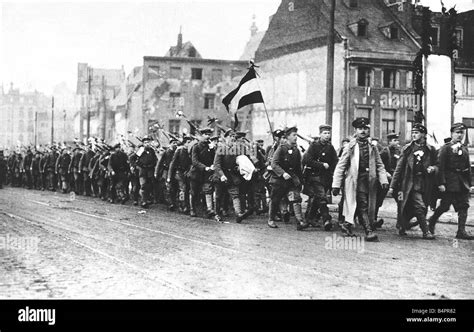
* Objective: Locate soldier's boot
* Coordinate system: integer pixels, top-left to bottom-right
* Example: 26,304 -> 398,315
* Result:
305,197 -> 318,227
373,206 -> 384,229
205,194 -> 215,218
267,199 -> 278,228
260,195 -> 268,214
320,204 -> 333,231
360,213 -> 379,242
428,208 -> 445,235
418,216 -> 435,240
340,221 -> 355,237
456,209 -> 474,240
294,202 -> 309,231
280,200 -> 290,223
189,193 -> 197,217
233,198 -> 245,223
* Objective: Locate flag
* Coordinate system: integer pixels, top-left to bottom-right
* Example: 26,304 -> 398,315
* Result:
222,66 -> 264,114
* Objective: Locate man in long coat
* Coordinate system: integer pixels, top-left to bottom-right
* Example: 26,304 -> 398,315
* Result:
332,118 -> 388,241
389,124 -> 437,239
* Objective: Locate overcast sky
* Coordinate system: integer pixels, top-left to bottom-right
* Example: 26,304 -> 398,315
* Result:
1,0 -> 473,95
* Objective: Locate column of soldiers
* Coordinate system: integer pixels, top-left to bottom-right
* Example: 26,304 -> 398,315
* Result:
0,119 -> 472,241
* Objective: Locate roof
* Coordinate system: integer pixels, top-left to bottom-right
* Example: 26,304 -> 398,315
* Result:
256,0 -> 420,62
165,41 -> 202,58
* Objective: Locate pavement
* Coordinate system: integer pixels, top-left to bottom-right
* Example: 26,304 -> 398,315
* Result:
0,187 -> 473,299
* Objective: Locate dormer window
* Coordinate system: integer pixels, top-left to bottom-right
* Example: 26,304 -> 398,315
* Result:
380,23 -> 400,40
358,20 -> 368,37
349,19 -> 368,37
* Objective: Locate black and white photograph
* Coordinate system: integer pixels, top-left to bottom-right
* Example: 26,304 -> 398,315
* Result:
0,0 -> 473,328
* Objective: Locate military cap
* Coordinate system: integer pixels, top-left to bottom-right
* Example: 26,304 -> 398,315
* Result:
169,138 -> 179,144
200,127 -> 213,135
412,123 -> 427,134
341,138 -> 350,143
142,135 -> 153,142
352,117 -> 370,129
444,137 -> 452,144
182,136 -> 193,143
387,133 -> 399,140
210,135 -> 219,141
112,143 -> 121,149
284,126 -> 298,135
272,129 -> 285,138
371,137 -> 379,142
224,129 -> 235,138
256,139 -> 264,143
451,123 -> 467,132
235,131 -> 247,139
319,124 -> 332,132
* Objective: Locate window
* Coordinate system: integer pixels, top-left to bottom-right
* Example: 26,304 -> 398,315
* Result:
349,0 -> 358,8
170,66 -> 182,79
462,118 -> 474,147
191,68 -> 203,80
382,109 -> 396,140
357,21 -> 367,37
382,69 -> 399,89
406,71 -> 413,89
204,94 -> 215,109
169,92 -> 182,109
462,75 -> 474,96
211,69 -> 223,84
455,28 -> 463,49
231,69 -> 242,79
188,47 -> 197,58
405,109 -> 414,142
190,120 -> 202,135
168,119 -> 180,135
148,66 -> 160,80
355,108 -> 371,122
389,26 -> 399,40
430,26 -> 439,46
357,67 -> 373,87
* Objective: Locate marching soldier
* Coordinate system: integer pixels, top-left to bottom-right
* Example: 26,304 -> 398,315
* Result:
128,146 -> 140,206
376,132 -> 401,228
189,128 -> 216,218
268,126 -> 309,230
428,123 -> 473,240
302,124 -> 338,230
70,146 -> 84,195
389,124 -> 437,239
39,148 -> 48,190
253,139 -> 268,215
79,144 -> 95,196
44,147 -> 58,191
158,138 -> 179,210
168,136 -> 193,214
22,148 -> 33,189
264,129 -> 286,222
0,150 -> 6,189
31,150 -> 42,190
332,118 -> 388,241
136,136 -> 158,208
107,143 -> 130,204
214,130 -> 246,223
56,147 -> 72,193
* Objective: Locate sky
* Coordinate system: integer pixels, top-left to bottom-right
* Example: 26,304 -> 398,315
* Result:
1,0 -> 473,95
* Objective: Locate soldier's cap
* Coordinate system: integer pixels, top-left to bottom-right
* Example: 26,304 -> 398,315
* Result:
412,123 -> 427,134
272,129 -> 285,138
224,129 -> 235,138
451,122 -> 467,132
142,135 -> 153,142
284,126 -> 298,135
352,117 -> 370,129
371,137 -> 379,142
444,137 -> 452,144
200,127 -> 213,135
210,135 -> 219,141
72,146 -> 84,152
341,138 -> 350,143
319,124 -> 332,132
256,139 -> 264,143
235,131 -> 247,139
112,143 -> 121,149
182,136 -> 193,143
169,138 -> 179,144
387,133 -> 399,140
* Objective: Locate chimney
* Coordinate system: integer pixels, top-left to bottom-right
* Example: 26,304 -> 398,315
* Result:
177,26 -> 183,51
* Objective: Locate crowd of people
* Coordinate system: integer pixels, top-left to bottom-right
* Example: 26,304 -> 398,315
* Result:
0,118 -> 472,242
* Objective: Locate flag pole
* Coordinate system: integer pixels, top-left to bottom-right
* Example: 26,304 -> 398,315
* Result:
252,64 -> 274,140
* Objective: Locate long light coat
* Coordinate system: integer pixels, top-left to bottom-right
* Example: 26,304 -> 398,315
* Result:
332,139 -> 388,224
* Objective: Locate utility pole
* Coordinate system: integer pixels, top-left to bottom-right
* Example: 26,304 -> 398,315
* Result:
51,96 -> 54,144
325,0 -> 336,126
63,109 -> 66,142
86,67 -> 92,140
34,110 -> 38,147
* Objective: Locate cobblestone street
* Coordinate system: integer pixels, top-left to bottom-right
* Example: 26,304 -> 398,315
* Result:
0,187 -> 473,299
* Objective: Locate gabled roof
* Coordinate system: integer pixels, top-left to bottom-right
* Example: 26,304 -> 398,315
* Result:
240,30 -> 266,61
165,41 -> 202,58
256,0 -> 420,62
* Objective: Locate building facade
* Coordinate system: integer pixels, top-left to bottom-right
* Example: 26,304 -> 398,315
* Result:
0,84 -> 52,148
254,0 -> 422,148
